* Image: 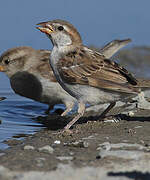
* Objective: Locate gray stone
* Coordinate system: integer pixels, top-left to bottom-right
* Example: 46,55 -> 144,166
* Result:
24,145 -> 35,150
56,156 -> 73,161
38,145 -> 54,154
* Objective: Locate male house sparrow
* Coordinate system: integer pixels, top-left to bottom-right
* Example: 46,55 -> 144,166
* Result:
0,39 -> 130,114
36,19 -> 144,130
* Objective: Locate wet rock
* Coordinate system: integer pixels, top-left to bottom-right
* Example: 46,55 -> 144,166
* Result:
38,145 -> 54,154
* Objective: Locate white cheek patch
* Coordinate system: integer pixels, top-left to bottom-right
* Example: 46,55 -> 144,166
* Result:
52,32 -> 72,46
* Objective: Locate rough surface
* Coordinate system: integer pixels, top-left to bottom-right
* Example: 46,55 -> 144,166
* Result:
0,103 -> 150,179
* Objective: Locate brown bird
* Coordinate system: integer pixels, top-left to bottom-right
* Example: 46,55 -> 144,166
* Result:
0,47 -> 75,114
0,38 -> 130,114
36,19 -> 142,131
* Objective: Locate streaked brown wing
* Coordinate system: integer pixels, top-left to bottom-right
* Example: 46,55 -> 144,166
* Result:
57,47 -> 139,94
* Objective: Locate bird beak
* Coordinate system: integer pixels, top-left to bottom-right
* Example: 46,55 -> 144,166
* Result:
0,65 -> 5,72
36,22 -> 54,35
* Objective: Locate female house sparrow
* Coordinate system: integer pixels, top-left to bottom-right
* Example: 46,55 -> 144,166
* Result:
0,39 -> 130,114
0,47 -> 75,114
36,19 -> 142,130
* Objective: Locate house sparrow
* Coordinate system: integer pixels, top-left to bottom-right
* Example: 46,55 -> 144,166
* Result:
0,47 -> 76,114
36,19 -> 142,130
0,38 -> 130,114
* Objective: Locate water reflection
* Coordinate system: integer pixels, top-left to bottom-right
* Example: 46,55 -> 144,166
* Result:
0,90 -> 49,150
0,72 -> 66,150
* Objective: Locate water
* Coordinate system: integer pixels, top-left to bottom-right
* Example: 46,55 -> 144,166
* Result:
0,90 -> 49,149
0,73 -> 53,149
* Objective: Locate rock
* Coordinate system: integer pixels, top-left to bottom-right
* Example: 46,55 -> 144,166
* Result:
64,140 -> 89,148
54,140 -> 61,144
24,145 -> 35,150
99,149 -> 147,160
35,157 -> 46,167
38,145 -> 54,154
56,156 -> 73,161
97,142 -> 150,161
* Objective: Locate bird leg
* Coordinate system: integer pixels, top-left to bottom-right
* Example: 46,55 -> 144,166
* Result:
61,102 -> 75,116
64,102 -> 85,130
99,102 -> 116,119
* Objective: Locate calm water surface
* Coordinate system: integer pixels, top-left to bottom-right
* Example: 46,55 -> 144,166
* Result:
0,74 -> 65,149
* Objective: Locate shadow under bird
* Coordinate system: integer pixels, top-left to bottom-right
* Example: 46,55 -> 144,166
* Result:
0,39 -> 130,114
36,19 -> 150,131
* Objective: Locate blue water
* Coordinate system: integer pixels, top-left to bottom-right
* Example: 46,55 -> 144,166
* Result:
0,91 -> 46,149
0,73 -> 62,149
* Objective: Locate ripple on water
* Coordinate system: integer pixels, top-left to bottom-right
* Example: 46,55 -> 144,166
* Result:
0,91 -> 49,150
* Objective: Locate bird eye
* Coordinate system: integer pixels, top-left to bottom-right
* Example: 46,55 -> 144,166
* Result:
57,26 -> 64,31
4,59 -> 10,65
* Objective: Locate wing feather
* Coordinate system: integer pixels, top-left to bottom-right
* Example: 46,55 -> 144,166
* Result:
57,46 -> 139,93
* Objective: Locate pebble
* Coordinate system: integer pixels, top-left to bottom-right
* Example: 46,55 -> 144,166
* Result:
54,140 -> 61,144
134,126 -> 143,129
82,135 -> 95,140
35,157 -> 46,167
64,140 -> 89,148
97,142 -> 111,151
38,145 -> 54,154
24,145 -> 35,150
56,156 -> 73,161
128,111 -> 135,117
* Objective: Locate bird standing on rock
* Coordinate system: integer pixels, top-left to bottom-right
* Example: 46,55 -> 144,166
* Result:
36,19 -> 142,131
